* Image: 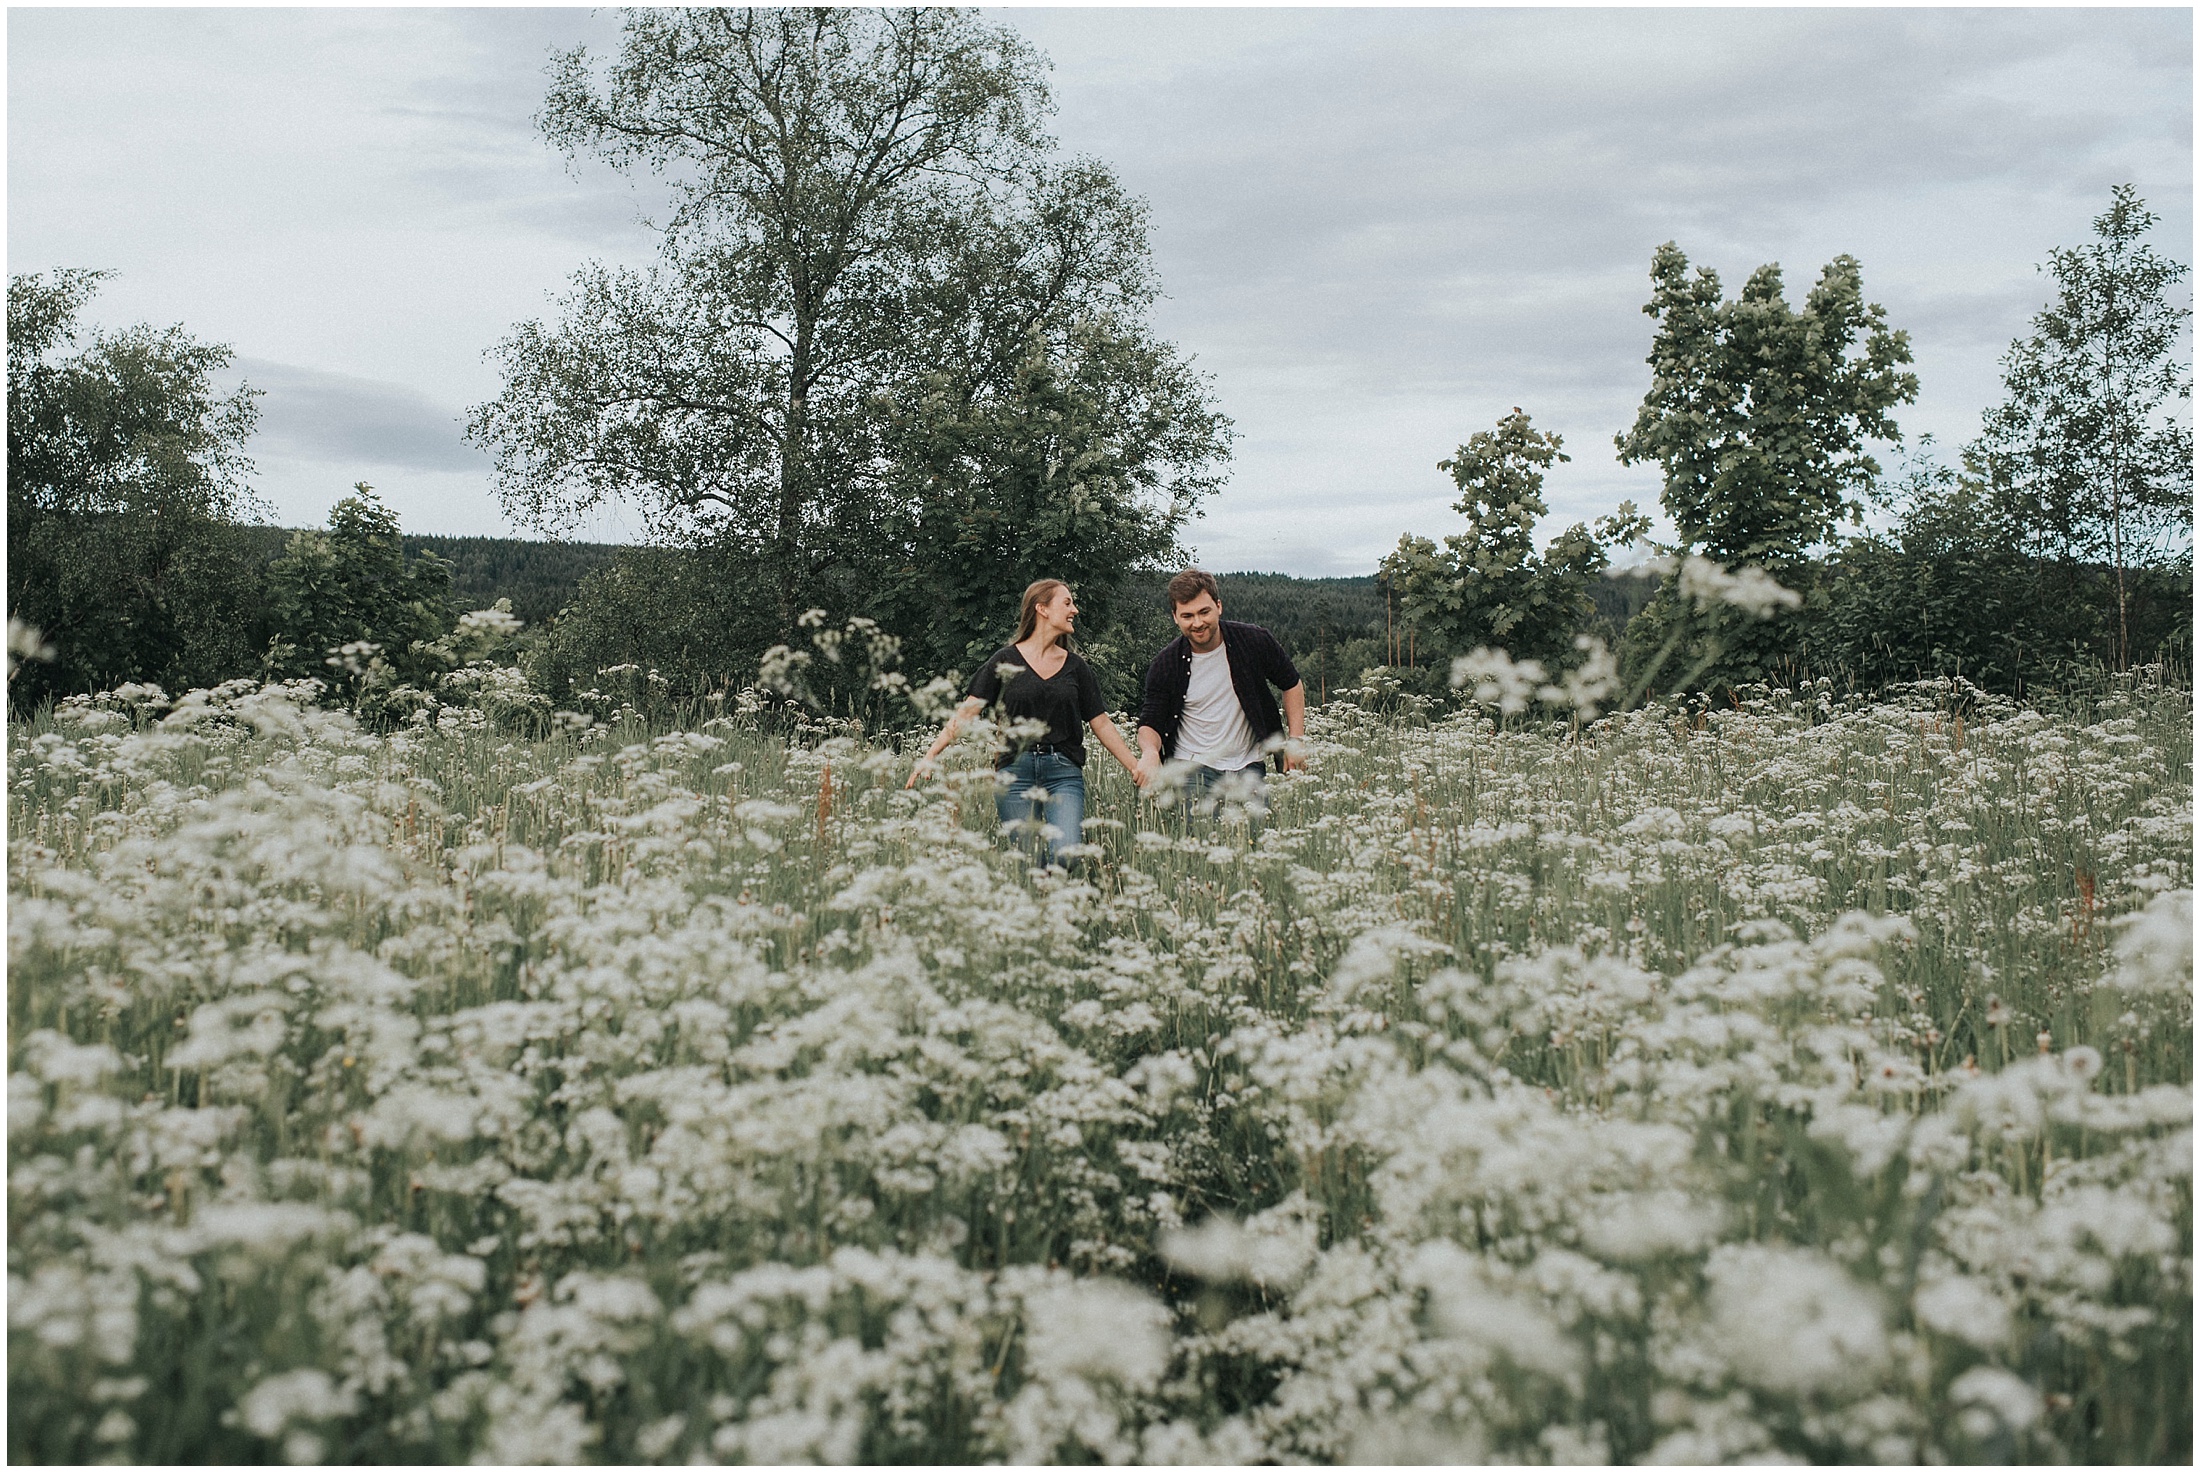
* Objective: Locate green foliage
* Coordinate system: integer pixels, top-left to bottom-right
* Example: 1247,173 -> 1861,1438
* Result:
6,270 -> 266,709
1801,191 -> 2194,694
1975,185 -> 2193,669
1586,565 -> 1659,646
1616,569 -> 1809,700
1610,244 -> 1916,697
522,544 -> 781,711
470,7 -> 1229,670
265,486 -> 455,707
1379,409 -> 1648,676
1615,244 -> 1918,571
237,527 -> 625,632
1810,448 -> 2191,693
402,534 -> 620,630
881,325 -> 1223,694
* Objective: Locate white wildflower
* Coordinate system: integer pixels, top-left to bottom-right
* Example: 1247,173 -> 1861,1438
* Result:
1578,1190 -> 1723,1262
1671,554 -> 1802,618
1912,1272 -> 2012,1349
18,1031 -> 125,1086
1410,1243 -> 1581,1385
2105,888 -> 2192,995
195,1204 -> 350,1259
455,606 -> 524,640
1705,1244 -> 1886,1396
1949,1365 -> 2043,1437
236,1368 -> 357,1440
1021,1278 -> 1172,1390
1159,1197 -> 1319,1288
1450,646 -> 1547,715
1547,635 -> 1621,718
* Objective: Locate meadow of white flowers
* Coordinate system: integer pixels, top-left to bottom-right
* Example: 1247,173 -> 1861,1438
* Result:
9,666 -> 2190,1462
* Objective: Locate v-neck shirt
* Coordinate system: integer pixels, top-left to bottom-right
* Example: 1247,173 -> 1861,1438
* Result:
966,643 -> 1106,767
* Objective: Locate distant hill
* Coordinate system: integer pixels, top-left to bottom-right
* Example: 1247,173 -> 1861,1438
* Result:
1119,569 -> 1381,636
400,535 -> 625,628
239,528 -> 1399,646
241,527 -> 623,630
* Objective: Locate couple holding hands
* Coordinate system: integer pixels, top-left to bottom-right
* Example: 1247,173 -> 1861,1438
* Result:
907,569 -> 1307,868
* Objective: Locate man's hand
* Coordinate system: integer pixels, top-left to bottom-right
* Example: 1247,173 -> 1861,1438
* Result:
1281,748 -> 1307,774
1134,725 -> 1166,793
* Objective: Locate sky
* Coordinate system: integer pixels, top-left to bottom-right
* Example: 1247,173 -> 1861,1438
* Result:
8,6 -> 2192,576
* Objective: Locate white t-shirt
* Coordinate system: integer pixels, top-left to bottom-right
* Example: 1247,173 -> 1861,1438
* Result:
1177,645 -> 1261,770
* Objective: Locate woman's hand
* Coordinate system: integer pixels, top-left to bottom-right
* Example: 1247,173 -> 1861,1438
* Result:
909,697 -> 983,787
1089,713 -> 1144,785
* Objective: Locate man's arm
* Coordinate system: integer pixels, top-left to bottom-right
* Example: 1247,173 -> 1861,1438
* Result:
1279,681 -> 1307,772
1135,648 -> 1172,739
1259,626 -> 1303,694
1134,647 -> 1176,789
1253,626 -> 1307,772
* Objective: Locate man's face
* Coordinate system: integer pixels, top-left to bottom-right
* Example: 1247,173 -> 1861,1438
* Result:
1172,593 -> 1222,650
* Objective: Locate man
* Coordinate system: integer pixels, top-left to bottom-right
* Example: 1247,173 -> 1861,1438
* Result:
1135,568 -> 1306,814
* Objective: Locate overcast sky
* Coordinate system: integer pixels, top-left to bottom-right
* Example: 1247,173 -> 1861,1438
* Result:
9,6 -> 2191,575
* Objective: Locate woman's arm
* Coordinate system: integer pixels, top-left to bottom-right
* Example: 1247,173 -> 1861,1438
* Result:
1089,713 -> 1145,784
907,695 -> 986,787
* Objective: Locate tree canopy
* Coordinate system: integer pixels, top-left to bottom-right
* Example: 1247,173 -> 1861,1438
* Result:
1976,185 -> 2192,668
265,484 -> 456,697
7,270 -> 265,707
469,8 -> 1229,658
1615,245 -> 1917,571
1381,409 -> 1646,673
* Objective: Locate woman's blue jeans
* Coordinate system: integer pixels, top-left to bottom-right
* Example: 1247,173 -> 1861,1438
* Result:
995,750 -> 1086,869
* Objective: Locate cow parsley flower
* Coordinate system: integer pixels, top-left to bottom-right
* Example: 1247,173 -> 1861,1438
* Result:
1020,1279 -> 1172,1390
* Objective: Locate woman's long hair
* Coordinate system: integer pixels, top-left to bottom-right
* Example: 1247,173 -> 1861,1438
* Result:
1014,579 -> 1072,648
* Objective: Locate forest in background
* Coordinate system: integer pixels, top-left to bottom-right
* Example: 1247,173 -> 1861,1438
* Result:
7,10 -> 2188,726
226,527 -> 1424,712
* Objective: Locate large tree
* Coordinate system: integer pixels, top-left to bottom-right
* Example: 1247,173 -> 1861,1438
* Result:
1616,244 -> 1918,571
880,320 -> 1228,690
1612,244 -> 1916,693
7,270 -> 266,708
470,8 -> 1228,659
1975,185 -> 2192,669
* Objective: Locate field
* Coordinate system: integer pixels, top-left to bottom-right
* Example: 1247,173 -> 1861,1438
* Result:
8,672 -> 2191,1463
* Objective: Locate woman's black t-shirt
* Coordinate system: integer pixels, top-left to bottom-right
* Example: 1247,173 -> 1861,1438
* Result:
966,644 -> 1107,767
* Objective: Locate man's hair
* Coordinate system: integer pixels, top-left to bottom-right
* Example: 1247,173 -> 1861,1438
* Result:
1166,568 -> 1220,609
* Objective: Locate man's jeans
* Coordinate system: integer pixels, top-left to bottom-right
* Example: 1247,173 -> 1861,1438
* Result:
995,750 -> 1086,869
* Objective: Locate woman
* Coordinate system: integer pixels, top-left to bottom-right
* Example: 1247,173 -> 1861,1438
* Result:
907,579 -> 1143,869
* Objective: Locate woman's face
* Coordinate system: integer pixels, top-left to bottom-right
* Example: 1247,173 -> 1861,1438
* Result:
1043,587 -> 1078,628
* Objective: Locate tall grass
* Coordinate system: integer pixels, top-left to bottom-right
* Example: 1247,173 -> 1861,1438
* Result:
9,670 -> 2190,1462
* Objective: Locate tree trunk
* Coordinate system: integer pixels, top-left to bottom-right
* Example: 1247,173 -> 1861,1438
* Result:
2104,284 -> 2128,670
2112,508 -> 2129,671
776,408 -> 804,632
